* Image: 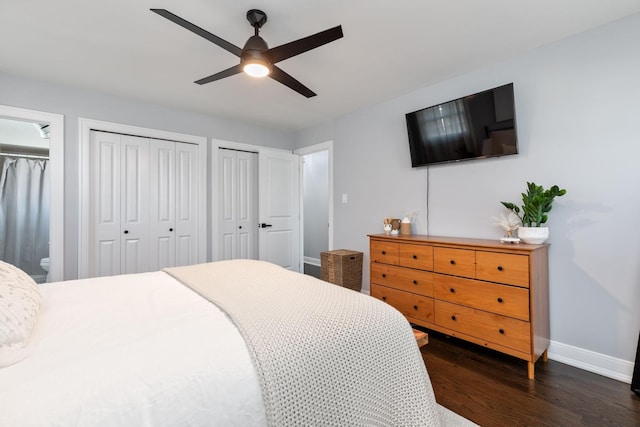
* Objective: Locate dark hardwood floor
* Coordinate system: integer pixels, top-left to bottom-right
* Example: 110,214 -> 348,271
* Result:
419,329 -> 640,426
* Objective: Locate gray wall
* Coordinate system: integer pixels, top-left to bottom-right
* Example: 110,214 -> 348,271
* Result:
295,14 -> 640,363
0,72 -> 294,280
303,151 -> 329,261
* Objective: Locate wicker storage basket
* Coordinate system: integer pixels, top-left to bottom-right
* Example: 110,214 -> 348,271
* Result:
320,249 -> 363,292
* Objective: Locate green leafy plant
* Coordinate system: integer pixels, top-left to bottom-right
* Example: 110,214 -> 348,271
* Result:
501,182 -> 567,227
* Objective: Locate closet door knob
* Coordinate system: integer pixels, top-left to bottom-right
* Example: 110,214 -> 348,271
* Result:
238,226 -> 242,229
169,228 -> 173,232
123,230 -> 129,234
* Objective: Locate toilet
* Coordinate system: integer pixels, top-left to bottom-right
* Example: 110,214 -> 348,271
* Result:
40,257 -> 50,282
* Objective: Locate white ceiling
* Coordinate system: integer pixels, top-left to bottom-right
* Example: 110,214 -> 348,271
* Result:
2,1 -> 639,131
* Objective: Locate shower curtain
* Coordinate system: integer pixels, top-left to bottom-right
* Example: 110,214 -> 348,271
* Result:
0,157 -> 50,281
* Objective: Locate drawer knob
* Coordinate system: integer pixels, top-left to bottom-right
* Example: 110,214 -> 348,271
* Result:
450,259 -> 456,265
381,250 -> 386,255
451,315 -> 457,321
449,288 -> 455,293
497,266 -> 504,271
382,296 -> 387,301
499,329 -> 505,335
382,273 -> 386,278
413,280 -> 418,285
413,305 -> 418,310
412,254 -> 418,259
497,297 -> 503,303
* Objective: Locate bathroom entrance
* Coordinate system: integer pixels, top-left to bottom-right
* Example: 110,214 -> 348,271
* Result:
0,117 -> 51,283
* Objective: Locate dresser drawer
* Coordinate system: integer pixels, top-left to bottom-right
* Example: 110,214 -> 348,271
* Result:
399,244 -> 433,270
371,263 -> 433,297
434,247 -> 475,278
370,240 -> 399,265
435,300 -> 530,353
371,284 -> 434,323
433,275 -> 529,321
476,251 -> 529,287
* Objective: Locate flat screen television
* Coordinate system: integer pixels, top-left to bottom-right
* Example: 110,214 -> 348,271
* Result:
405,83 -> 518,167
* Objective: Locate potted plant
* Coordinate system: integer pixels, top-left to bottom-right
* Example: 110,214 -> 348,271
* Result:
500,182 -> 567,244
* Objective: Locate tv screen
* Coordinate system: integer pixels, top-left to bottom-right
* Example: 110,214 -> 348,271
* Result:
405,83 -> 518,167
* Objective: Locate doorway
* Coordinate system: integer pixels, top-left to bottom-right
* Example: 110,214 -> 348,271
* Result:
0,118 -> 50,283
0,105 -> 64,282
295,141 -> 333,279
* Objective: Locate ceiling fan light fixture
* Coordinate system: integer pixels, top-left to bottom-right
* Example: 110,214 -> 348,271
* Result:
243,61 -> 271,78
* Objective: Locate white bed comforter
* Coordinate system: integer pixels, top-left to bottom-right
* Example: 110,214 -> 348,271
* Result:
0,271 -> 267,426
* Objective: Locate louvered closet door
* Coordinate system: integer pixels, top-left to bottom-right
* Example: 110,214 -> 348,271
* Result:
174,142 -> 199,267
149,139 -> 176,271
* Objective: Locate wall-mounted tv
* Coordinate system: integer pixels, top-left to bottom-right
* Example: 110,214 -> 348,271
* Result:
405,83 -> 518,167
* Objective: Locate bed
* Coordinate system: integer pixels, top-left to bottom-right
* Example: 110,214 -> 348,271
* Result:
0,259 -> 474,426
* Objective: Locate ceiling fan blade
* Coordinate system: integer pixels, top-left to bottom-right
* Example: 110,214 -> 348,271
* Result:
268,26 -> 343,64
270,66 -> 316,98
151,9 -> 242,57
195,64 -> 243,85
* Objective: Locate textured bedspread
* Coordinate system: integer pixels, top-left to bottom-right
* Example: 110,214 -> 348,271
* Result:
164,260 -> 441,426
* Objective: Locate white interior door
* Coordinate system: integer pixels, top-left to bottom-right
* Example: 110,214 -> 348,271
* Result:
175,142 -> 199,266
120,135 -> 150,275
218,148 -> 258,260
258,149 -> 300,271
90,131 -> 121,277
149,139 -> 175,271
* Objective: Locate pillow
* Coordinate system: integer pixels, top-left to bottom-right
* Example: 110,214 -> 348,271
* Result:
0,260 -> 42,367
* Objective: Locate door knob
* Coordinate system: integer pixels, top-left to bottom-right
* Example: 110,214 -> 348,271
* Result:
260,223 -> 273,228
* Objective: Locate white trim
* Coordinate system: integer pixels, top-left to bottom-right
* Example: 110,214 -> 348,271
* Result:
303,256 -> 321,267
78,118 -> 207,278
548,340 -> 634,383
0,105 -> 64,282
294,141 -> 334,259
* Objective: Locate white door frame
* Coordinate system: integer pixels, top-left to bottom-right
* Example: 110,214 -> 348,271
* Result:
78,118 -> 207,278
294,141 -> 334,265
0,105 -> 64,282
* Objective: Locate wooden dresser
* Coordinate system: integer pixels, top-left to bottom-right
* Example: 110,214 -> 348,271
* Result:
369,234 -> 549,379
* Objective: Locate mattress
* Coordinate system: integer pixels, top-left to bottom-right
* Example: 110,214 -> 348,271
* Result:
0,271 -> 267,426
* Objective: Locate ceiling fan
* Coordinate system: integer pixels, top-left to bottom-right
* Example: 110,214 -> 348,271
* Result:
151,8 -> 343,98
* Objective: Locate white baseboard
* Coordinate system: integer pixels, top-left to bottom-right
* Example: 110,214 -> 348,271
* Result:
303,256 -> 321,267
548,340 -> 634,383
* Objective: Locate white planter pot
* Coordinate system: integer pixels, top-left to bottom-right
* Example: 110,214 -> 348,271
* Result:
517,226 -> 549,244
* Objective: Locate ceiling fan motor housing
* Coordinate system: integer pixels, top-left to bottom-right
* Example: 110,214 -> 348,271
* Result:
241,35 -> 272,72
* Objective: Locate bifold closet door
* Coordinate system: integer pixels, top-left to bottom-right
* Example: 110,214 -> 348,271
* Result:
90,131 -> 149,277
174,142 -> 199,267
149,139 -> 176,271
219,149 -> 258,260
148,140 -> 199,270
